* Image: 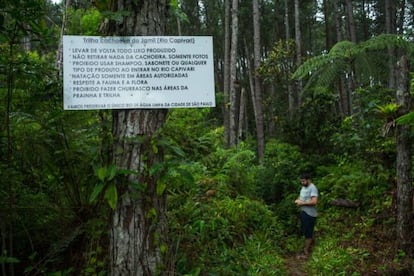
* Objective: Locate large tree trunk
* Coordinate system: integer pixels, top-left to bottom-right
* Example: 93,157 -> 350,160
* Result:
229,0 -> 239,147
101,1 -> 172,274
395,55 -> 413,256
111,110 -> 169,275
252,0 -> 264,162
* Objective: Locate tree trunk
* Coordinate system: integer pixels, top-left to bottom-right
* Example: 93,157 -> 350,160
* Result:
344,0 -> 356,43
333,0 -> 350,116
238,87 -> 246,141
56,0 -> 72,77
333,0 -> 342,42
252,0 -> 265,162
323,0 -> 333,49
395,55 -> 413,256
229,0 -> 239,147
284,0 -> 294,118
385,0 -> 397,88
294,0 -> 303,106
223,0 -> 231,146
101,1 -> 172,274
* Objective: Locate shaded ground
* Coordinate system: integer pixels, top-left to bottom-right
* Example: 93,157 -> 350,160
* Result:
283,253 -> 309,276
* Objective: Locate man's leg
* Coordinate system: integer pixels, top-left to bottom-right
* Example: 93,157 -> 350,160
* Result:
300,212 -> 316,257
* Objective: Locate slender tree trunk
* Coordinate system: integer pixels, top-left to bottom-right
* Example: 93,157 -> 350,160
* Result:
56,0 -> 71,77
229,0 -> 239,147
333,0 -> 349,116
284,0 -> 290,40
285,0 -> 294,117
294,0 -> 303,106
334,0 -> 342,42
252,0 -> 264,162
223,0 -> 231,146
101,1 -> 172,274
395,55 -> 413,256
323,0 -> 332,49
5,39 -> 15,276
386,0 -> 397,88
238,87 -> 246,141
344,0 -> 356,43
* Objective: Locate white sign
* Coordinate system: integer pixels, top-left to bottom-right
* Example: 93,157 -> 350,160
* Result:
63,35 -> 215,110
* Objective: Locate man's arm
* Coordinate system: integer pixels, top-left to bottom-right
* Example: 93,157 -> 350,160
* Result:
295,196 -> 318,206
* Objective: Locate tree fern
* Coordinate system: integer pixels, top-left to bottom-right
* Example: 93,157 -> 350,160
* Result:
292,35 -> 414,91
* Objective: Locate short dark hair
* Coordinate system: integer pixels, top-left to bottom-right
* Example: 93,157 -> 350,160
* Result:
300,173 -> 311,180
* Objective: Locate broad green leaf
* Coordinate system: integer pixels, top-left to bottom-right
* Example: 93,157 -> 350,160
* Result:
152,144 -> 158,154
156,180 -> 167,196
397,111 -> 414,125
107,164 -> 117,180
96,167 -> 107,181
89,183 -> 105,203
104,183 -> 118,210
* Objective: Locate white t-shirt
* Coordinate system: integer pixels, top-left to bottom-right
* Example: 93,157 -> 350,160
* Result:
299,183 -> 318,217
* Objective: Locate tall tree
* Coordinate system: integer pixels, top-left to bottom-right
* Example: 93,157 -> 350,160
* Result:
223,0 -> 231,146
395,55 -> 413,256
252,0 -> 264,162
229,0 -> 239,146
100,1 -> 171,274
285,0 -> 295,118
344,0 -> 356,43
294,0 -> 303,106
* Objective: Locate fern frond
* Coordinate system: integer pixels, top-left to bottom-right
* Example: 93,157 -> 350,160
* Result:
360,34 -> 412,52
329,40 -> 359,58
292,54 -> 332,79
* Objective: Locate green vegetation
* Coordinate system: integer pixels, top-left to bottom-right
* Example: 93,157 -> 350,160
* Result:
1,0 -> 413,275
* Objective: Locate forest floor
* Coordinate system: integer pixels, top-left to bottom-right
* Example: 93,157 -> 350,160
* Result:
281,209 -> 414,276
283,254 -> 308,276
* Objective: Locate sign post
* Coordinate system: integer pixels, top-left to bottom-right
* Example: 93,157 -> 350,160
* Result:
63,36 -> 215,110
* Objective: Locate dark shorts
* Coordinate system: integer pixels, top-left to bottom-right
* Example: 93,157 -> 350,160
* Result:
300,211 -> 316,239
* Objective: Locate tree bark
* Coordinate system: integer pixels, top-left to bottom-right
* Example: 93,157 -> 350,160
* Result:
252,0 -> 264,162
385,0 -> 397,88
56,0 -> 72,77
238,87 -> 246,141
395,55 -> 413,256
101,1 -> 172,274
333,0 -> 342,42
294,0 -> 303,106
344,0 -> 356,43
223,0 -> 231,146
229,0 -> 239,147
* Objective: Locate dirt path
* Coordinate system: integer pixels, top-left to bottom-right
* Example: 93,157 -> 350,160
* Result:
283,254 -> 309,276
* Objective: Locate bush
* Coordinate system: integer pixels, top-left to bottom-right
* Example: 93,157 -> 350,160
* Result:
316,161 -> 390,209
169,195 -> 284,274
255,139 -> 311,204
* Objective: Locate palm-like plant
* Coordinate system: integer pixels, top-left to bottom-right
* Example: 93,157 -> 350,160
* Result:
292,34 -> 413,90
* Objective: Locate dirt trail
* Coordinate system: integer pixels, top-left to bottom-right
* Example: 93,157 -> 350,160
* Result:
283,255 -> 309,276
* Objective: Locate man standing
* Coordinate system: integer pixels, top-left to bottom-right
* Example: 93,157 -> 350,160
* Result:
295,173 -> 318,258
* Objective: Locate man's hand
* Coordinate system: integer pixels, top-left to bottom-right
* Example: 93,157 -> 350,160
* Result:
295,199 -> 303,206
